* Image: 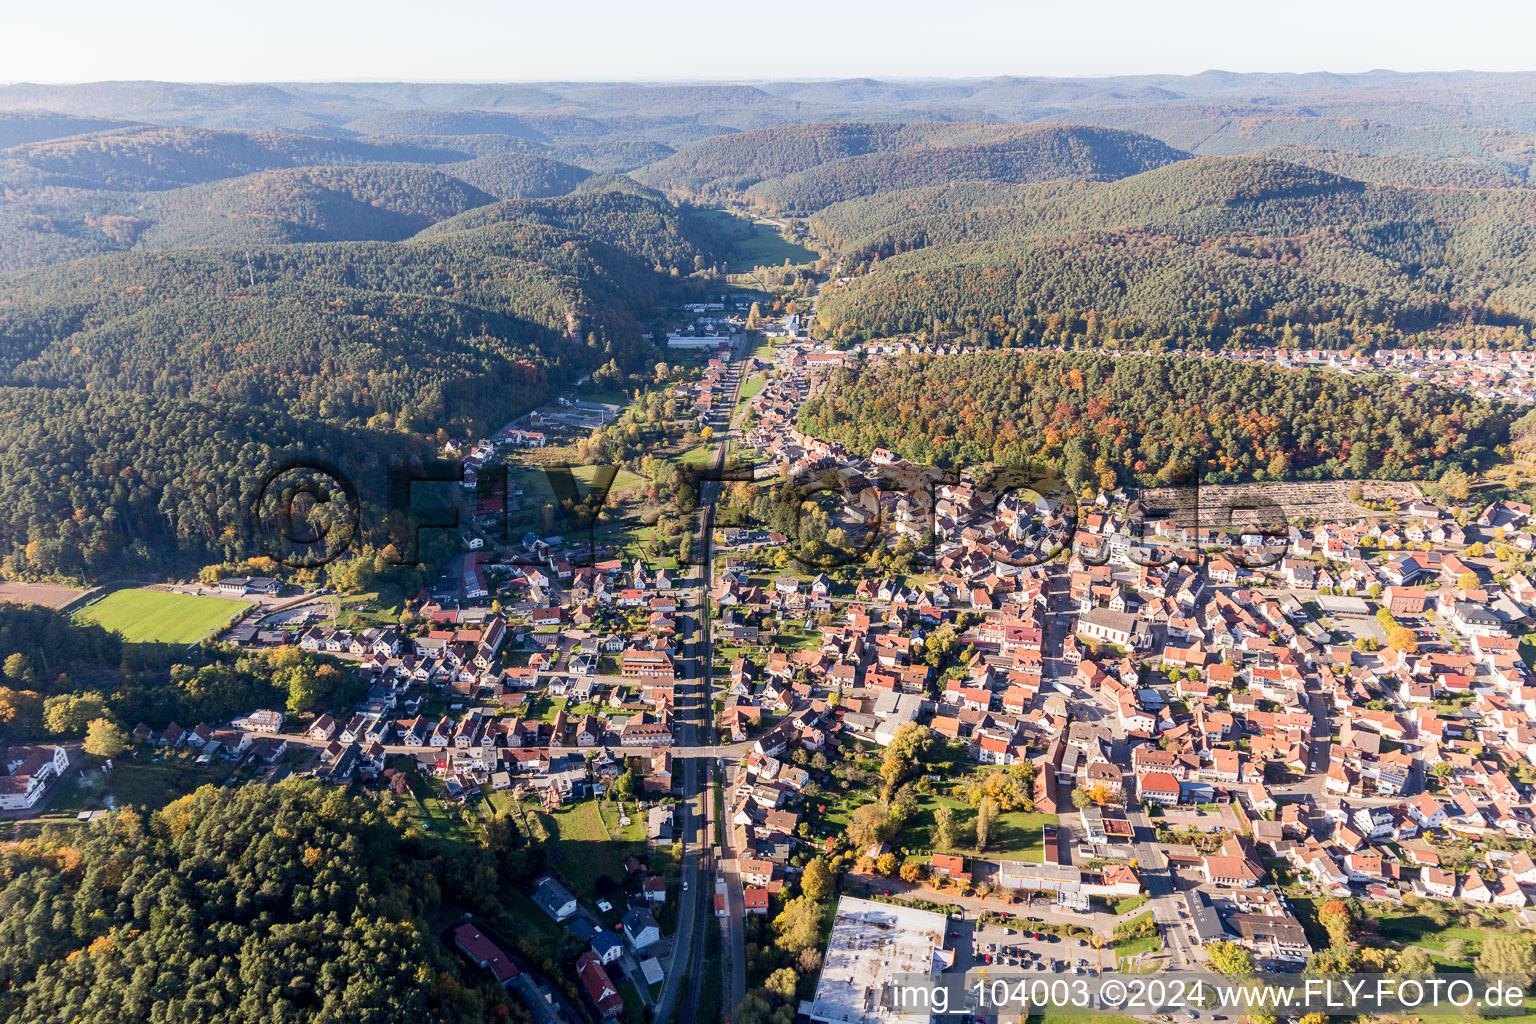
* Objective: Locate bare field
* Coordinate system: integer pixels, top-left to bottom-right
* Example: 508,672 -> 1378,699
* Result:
0,581 -> 87,609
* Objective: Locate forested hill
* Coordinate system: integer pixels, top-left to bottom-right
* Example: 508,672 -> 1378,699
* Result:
442,151 -> 594,198
809,156 -> 1536,349
0,184 -> 727,577
632,121 -> 1187,205
1040,107 -> 1536,185
797,351 -> 1512,488
122,164 -> 498,249
0,126 -> 614,271
1252,146 -> 1530,190
0,386 -> 428,579
0,187 -> 723,433
0,124 -> 456,191
0,110 -> 141,148
744,125 -> 1187,213
0,781 -> 533,1024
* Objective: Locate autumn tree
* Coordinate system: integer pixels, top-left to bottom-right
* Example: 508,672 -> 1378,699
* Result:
1476,934 -> 1536,986
933,804 -> 958,850
42,692 -> 106,736
880,722 -> 933,793
801,857 -> 834,901
1387,626 -> 1418,654
83,718 -> 127,758
975,797 -> 997,852
773,896 -> 824,953
1394,947 -> 1434,975
1207,940 -> 1255,975
1318,900 -> 1355,948
765,967 -> 798,1000
848,802 -> 895,849
1437,467 -> 1472,501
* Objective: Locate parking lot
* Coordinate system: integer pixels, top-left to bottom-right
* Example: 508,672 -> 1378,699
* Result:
958,921 -> 1114,976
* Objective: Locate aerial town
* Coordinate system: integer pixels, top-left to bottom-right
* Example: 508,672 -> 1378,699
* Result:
7,55 -> 1536,1024
12,310 -> 1536,1024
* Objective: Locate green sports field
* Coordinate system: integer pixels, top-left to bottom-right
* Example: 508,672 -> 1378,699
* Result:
75,589 -> 250,644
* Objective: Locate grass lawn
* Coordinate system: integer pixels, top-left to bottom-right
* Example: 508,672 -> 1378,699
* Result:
540,798 -> 647,899
481,790 -> 515,815
650,840 -> 683,878
1366,905 -> 1506,959
42,750 -> 235,815
769,630 -> 821,652
76,589 -> 250,644
1110,895 -> 1149,916
600,797 -> 649,844
617,980 -> 648,1024
613,521 -> 680,571
1112,912 -> 1161,960
504,887 -> 563,939
676,444 -> 717,467
399,774 -> 477,849
825,784 -> 1058,861
333,580 -> 408,629
573,463 -> 647,498
735,374 -> 765,409
524,695 -> 569,722
700,211 -> 818,272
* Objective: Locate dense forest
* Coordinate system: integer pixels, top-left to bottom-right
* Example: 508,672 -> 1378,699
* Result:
0,111 -> 138,148
743,126 -> 1186,213
0,169 -> 730,575
0,782 -> 533,1023
441,152 -> 594,198
0,93 -> 759,581
797,351 -> 1512,487
1252,145 -> 1530,190
808,157 -> 1536,348
0,188 -> 726,421
0,125 -> 455,191
0,386 -> 427,578
1046,108 -> 1536,184
0,137 -> 606,270
635,121 -> 1186,203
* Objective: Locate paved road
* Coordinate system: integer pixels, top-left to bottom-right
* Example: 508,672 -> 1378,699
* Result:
656,331 -> 748,1024
1127,804 -> 1199,967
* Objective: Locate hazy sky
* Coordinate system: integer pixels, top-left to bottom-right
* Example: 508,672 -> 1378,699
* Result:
4,0 -> 1533,83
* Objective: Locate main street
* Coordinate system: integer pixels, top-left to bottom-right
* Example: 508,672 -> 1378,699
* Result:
655,329 -> 749,1024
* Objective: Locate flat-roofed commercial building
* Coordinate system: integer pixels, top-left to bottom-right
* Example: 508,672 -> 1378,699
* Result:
807,897 -> 953,1024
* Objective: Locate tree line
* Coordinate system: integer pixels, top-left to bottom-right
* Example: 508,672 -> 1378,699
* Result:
0,781 -> 538,1023
797,351 -> 1512,489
